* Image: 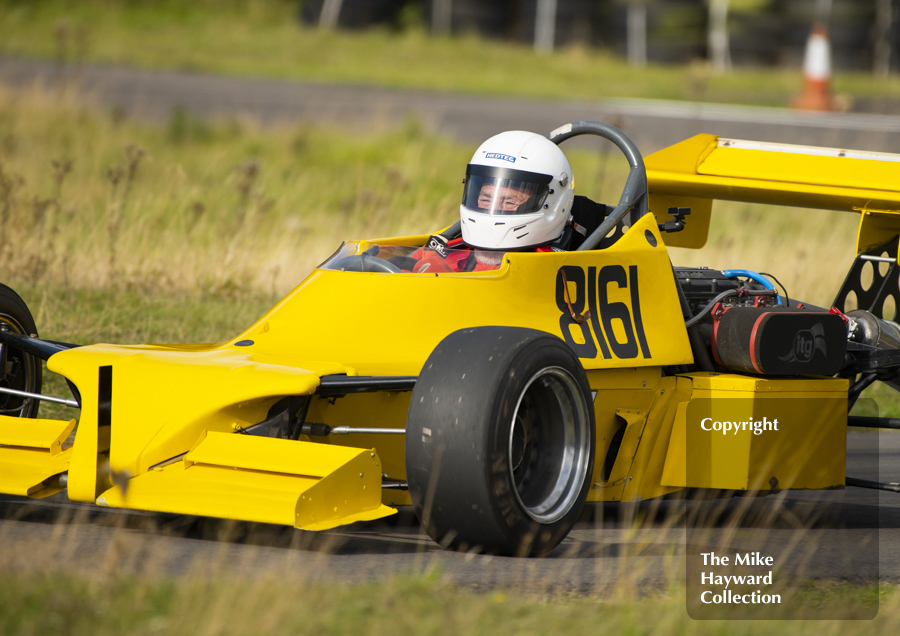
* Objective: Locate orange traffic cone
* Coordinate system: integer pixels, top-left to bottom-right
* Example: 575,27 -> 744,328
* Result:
791,22 -> 834,111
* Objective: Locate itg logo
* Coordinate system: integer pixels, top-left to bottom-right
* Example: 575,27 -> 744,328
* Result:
778,323 -> 827,363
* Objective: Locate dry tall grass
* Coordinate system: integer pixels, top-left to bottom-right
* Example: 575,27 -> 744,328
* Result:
0,494 -> 894,634
0,83 -> 865,309
0,84 -> 469,297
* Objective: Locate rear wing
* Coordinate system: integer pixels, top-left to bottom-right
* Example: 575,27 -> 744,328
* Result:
645,134 -> 900,255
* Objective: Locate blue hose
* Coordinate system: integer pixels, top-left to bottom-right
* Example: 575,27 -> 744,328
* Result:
722,269 -> 783,305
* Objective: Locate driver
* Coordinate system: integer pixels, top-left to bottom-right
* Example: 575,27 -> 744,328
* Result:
411,130 -> 601,273
461,130 -> 575,251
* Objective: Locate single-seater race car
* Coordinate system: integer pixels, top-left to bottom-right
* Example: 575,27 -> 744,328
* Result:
2,121 -> 899,557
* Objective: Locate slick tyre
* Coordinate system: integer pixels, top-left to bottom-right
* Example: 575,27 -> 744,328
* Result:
0,284 -> 41,418
406,327 -> 595,556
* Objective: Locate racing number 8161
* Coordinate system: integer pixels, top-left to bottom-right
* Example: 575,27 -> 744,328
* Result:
555,265 -> 651,360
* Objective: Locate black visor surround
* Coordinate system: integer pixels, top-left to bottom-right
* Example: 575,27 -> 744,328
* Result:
462,164 -> 553,215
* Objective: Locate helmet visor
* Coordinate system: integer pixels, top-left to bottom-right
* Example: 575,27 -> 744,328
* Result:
462,164 -> 552,215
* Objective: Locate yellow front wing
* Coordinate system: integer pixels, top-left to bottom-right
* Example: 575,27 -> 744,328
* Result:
0,415 -> 75,498
97,431 -> 395,531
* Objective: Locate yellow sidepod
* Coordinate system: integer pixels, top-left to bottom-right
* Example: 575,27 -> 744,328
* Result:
661,373 -> 848,492
587,369 -> 692,503
588,373 -> 848,502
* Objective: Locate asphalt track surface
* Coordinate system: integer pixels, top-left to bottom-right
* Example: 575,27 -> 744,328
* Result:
2,56 -> 900,155
0,431 -> 897,594
1,58 -> 900,594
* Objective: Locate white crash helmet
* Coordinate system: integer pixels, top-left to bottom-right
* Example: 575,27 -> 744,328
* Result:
460,130 -> 574,250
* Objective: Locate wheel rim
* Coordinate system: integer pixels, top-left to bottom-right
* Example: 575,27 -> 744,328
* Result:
508,366 -> 591,524
0,313 -> 38,416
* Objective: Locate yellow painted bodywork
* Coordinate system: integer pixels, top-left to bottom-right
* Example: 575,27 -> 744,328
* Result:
0,415 -> 75,497
49,344 -> 347,501
97,431 -> 393,530
659,374 -> 847,492
588,372 -> 689,503
235,212 -> 691,376
588,373 -> 848,503
1,130 -> 890,532
645,134 -> 900,256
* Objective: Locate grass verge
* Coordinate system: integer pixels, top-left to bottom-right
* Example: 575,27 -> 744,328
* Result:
0,567 -> 896,634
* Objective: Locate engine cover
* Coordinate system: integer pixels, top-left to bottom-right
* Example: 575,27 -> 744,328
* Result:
711,307 -> 847,376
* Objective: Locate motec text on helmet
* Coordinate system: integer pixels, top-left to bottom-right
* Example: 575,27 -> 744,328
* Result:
460,131 -> 575,250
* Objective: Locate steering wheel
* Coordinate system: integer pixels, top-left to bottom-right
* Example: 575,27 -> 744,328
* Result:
547,121 -> 649,251
330,253 -> 402,273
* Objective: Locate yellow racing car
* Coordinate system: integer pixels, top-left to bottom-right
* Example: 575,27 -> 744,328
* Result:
2,120 -> 899,556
